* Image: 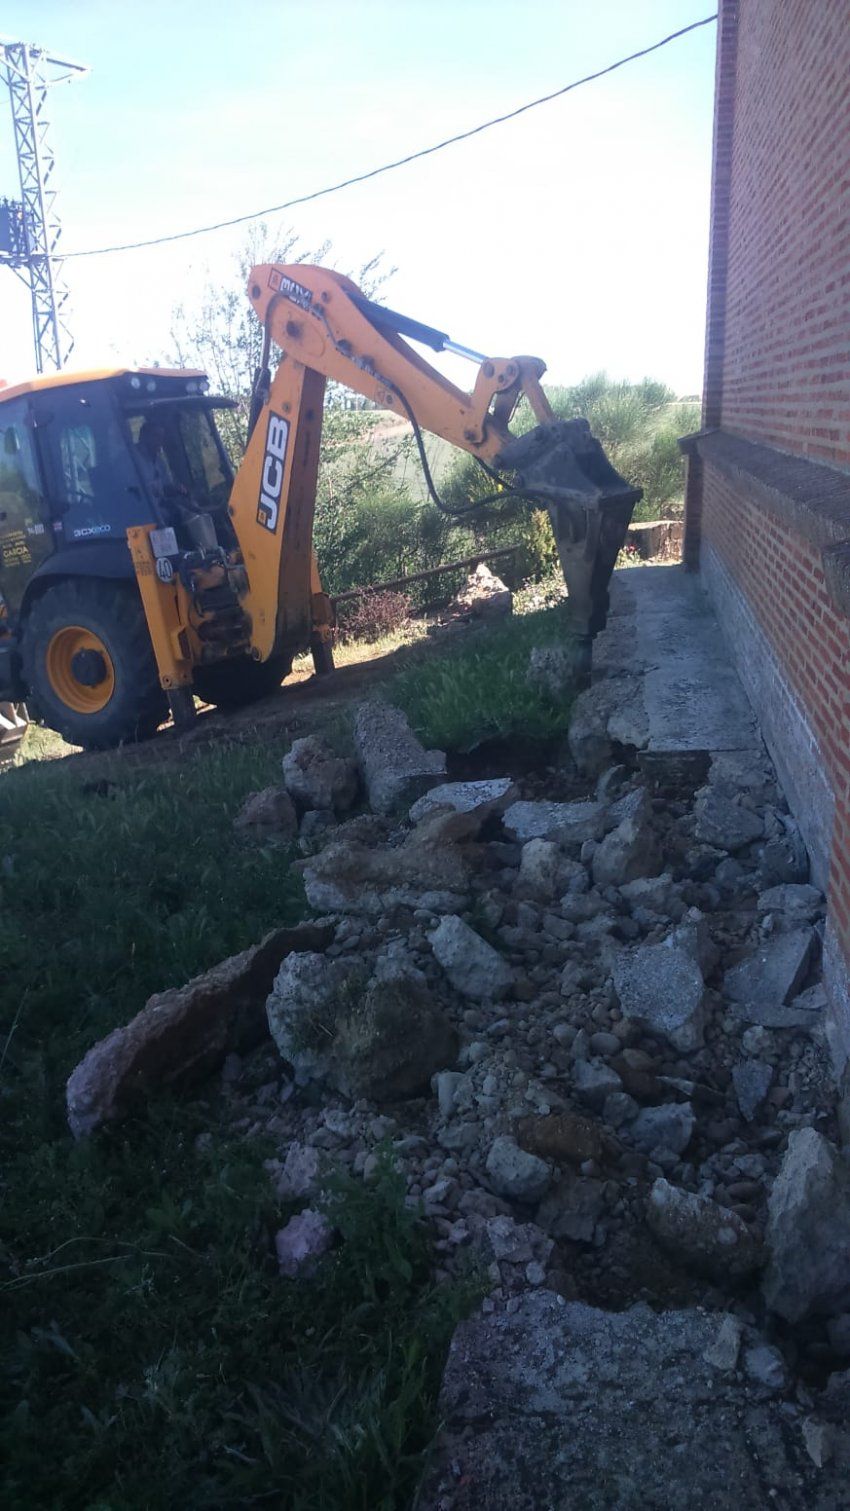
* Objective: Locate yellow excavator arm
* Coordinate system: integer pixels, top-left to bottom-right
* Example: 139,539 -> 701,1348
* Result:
228,263 -> 559,667
130,261 -> 641,726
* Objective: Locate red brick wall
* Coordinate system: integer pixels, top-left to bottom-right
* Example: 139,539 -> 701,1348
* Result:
719,0 -> 850,467
702,466 -> 849,918
691,0 -> 850,1056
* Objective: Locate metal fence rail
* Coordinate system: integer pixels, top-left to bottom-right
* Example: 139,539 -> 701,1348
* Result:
331,547 -> 518,610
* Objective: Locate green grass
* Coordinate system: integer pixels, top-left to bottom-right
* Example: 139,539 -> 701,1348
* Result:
389,599 -> 576,751
0,740 -> 477,1508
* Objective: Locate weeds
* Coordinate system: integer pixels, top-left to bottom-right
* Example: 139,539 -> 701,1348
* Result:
337,589 -> 413,646
390,598 -> 576,750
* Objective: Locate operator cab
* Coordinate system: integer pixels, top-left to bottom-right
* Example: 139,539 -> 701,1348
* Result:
0,368 -> 238,619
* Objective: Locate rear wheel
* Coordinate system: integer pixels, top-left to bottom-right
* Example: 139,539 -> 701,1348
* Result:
192,653 -> 291,710
22,579 -> 167,750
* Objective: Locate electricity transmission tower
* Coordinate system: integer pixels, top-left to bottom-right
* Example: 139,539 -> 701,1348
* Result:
0,40 -> 88,374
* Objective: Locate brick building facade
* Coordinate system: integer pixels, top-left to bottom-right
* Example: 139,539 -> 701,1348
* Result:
683,0 -> 850,1070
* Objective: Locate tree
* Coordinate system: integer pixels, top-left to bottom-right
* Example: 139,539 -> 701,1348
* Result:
169,223 -> 388,453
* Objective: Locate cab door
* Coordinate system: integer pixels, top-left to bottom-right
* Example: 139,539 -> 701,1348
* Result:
0,398 -> 51,620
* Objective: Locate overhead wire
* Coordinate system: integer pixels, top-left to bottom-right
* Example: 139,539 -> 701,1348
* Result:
61,15 -> 717,260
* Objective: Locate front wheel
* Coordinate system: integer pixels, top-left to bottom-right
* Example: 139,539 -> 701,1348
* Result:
21,579 -> 168,750
192,653 -> 291,710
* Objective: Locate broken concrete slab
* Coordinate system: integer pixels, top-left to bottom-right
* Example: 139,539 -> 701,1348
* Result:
65,922 -> 333,1138
572,1056 -> 622,1111
732,1058 -> 774,1121
281,736 -> 359,815
535,1171 -> 605,1242
502,798 -> 604,847
408,777 -> 515,825
298,824 -> 470,915
591,808 -> 661,887
612,941 -> 707,1052
267,952 -> 458,1100
703,1314 -> 744,1372
629,1102 -> 695,1156
694,789 -> 764,851
429,915 -> 513,1000
353,700 -> 446,815
725,929 -> 816,1022
708,749 -> 778,804
568,674 -> 646,776
450,561 -> 512,619
527,644 -> 574,702
757,883 -> 824,923
571,565 -> 765,813
516,838 -> 564,901
763,1128 -> 850,1322
757,814 -> 810,887
418,1292 -> 841,1510
485,1136 -> 551,1203
646,1178 -> 763,1281
275,1209 -> 333,1277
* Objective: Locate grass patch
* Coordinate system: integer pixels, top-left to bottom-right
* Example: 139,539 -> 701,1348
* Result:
0,738 -> 305,1143
0,740 -> 477,1507
389,598 -> 576,751
2,1118 -> 476,1510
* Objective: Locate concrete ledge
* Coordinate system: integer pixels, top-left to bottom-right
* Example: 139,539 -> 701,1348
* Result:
689,431 -> 850,558
688,431 -> 850,621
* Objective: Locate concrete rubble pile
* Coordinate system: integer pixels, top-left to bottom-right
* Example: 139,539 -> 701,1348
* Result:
67,694 -> 850,1502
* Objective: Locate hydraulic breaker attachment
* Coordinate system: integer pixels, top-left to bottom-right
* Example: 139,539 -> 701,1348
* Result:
495,419 -> 642,684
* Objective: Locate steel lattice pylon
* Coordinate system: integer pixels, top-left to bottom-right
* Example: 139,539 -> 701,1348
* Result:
0,40 -> 87,373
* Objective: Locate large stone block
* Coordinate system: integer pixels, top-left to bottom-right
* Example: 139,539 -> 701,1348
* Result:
66,922 -> 333,1138
354,700 -> 446,815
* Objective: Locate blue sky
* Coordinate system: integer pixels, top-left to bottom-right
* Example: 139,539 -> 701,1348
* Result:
0,2 -> 717,391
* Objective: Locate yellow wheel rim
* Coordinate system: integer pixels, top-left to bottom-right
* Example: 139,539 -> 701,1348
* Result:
45,625 -> 116,715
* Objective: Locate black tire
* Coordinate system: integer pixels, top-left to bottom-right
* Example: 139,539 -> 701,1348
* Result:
192,653 -> 291,710
21,579 -> 167,750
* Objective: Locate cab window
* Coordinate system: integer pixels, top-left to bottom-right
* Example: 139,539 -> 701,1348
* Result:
176,408 -> 231,509
125,406 -> 231,511
0,401 -> 43,522
0,398 -> 48,611
59,423 -> 97,504
36,385 -> 157,536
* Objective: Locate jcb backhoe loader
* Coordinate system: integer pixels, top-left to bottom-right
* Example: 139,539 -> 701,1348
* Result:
0,264 -> 640,750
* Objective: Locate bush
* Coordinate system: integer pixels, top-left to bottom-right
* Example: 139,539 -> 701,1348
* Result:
337,588 -> 412,645
540,377 -> 699,520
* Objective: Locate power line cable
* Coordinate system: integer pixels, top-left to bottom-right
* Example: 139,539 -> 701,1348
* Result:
62,14 -> 716,260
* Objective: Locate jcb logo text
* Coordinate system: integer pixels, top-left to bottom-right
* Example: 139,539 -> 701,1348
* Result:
257,413 -> 289,532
